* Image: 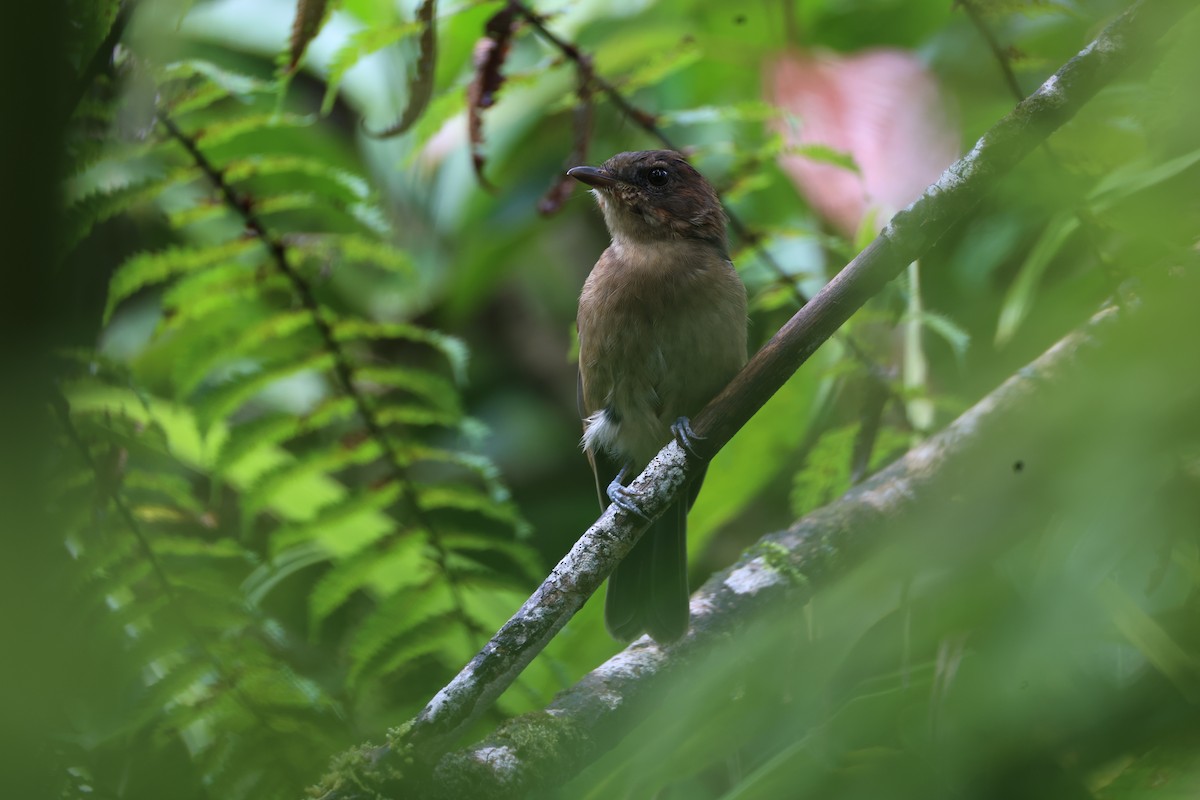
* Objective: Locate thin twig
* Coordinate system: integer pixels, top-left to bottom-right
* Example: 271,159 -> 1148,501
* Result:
960,0 -> 1026,99
959,0 -> 1121,283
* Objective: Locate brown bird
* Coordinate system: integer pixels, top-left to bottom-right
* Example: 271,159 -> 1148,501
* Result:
568,150 -> 747,642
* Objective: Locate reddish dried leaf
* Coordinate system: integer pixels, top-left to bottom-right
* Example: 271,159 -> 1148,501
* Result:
288,0 -> 330,73
466,3 -> 520,190
366,0 -> 438,138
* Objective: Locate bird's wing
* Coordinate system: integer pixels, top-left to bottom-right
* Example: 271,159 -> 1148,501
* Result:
577,335 -> 607,511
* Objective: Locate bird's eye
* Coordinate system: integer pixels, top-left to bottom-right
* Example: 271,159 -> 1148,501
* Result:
647,167 -> 670,187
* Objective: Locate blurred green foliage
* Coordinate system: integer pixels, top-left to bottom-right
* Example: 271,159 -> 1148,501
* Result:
27,0 -> 1200,797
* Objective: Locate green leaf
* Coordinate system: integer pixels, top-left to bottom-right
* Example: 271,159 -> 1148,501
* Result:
790,425 -> 856,518
1099,579 -> 1200,702
321,20 -> 421,114
105,239 -> 260,323
357,364 -> 460,412
223,155 -> 371,203
173,309 -> 317,398
333,320 -> 468,383
309,534 -> 432,626
62,175 -> 179,256
194,351 -> 336,430
161,59 -> 275,105
349,603 -> 459,687
441,531 -> 541,583
303,233 -> 416,278
416,483 -> 524,530
241,542 -> 330,608
689,360 -> 824,552
271,481 -> 405,553
243,435 -> 384,521
786,143 -> 860,174
658,101 -> 779,127
191,112 -> 316,150
213,397 -> 357,474
995,210 -> 1079,346
918,310 -> 971,361
1089,148 -> 1200,208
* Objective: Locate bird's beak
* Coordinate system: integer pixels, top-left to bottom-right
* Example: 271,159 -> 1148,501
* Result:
567,165 -> 619,189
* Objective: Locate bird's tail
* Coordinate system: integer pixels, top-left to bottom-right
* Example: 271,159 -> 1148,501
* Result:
604,466 -> 704,643
604,499 -> 688,642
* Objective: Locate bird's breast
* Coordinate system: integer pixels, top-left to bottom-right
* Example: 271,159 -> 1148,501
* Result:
578,241 -> 747,465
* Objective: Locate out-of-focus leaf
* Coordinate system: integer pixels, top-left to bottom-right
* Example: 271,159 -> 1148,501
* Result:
690,360 -> 824,551
365,0 -> 437,137
287,0 -> 331,73
995,210 -> 1078,346
321,21 -> 420,114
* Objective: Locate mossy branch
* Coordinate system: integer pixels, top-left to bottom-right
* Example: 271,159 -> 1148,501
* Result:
427,300 -> 1126,798
311,0 -> 1189,795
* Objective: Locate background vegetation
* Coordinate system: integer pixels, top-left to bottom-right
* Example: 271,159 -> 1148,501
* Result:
7,0 -> 1200,797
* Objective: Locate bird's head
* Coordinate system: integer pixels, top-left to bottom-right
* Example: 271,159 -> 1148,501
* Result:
568,150 -> 727,249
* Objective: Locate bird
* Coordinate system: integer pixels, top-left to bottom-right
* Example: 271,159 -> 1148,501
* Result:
568,150 -> 747,643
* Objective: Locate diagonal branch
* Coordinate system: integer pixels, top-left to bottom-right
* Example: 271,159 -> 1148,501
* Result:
310,0 -> 1189,795
429,297 -> 1126,797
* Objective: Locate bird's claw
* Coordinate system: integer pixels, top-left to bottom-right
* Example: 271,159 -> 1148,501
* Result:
671,416 -> 705,460
606,465 -> 650,521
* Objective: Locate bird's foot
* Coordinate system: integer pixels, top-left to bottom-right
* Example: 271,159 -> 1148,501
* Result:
606,465 -> 650,521
671,416 -> 706,460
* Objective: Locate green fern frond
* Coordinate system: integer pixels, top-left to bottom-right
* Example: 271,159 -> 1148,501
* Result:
187,112 -> 317,151
322,20 -> 421,114
308,534 -> 432,626
105,238 -> 260,323
271,481 -> 405,552
303,233 -> 416,278
62,175 -> 173,256
348,590 -> 457,686
441,531 -> 541,583
160,60 -> 275,105
333,319 -> 468,383
354,365 -> 460,413
222,398 -> 358,475
194,352 -> 336,430
223,155 -> 371,202
416,483 -> 524,529
160,271 -> 293,336
213,397 -> 357,475
172,309 -> 317,397
141,658 -> 219,723
243,435 -> 384,521
368,619 -> 466,686
373,405 -> 461,430
790,425 -> 856,518
122,470 -> 206,515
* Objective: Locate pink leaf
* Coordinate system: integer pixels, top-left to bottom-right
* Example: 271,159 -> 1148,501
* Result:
767,49 -> 960,237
